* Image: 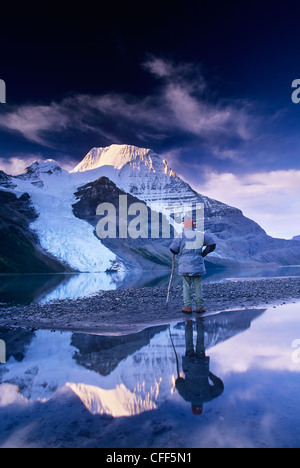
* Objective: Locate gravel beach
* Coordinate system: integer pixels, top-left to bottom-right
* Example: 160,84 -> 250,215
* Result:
0,277 -> 299,335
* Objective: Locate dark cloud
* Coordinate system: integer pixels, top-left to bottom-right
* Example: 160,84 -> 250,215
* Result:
0,58 -> 258,166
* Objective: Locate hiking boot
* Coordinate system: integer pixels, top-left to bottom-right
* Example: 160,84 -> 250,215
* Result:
182,307 -> 192,314
196,307 -> 206,314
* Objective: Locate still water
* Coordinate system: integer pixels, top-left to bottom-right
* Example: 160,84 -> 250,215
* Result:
1,265 -> 300,305
0,302 -> 300,448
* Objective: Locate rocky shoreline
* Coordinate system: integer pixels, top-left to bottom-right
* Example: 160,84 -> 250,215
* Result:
0,277 -> 299,335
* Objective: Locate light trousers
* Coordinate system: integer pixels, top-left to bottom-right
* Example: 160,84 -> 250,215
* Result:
182,275 -> 204,309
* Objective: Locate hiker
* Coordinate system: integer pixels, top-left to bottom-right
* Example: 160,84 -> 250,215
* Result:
170,219 -> 216,314
176,319 -> 224,415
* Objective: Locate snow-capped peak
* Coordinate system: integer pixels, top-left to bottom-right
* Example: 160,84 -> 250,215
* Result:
71,144 -> 162,173
16,159 -> 67,189
23,159 -> 63,176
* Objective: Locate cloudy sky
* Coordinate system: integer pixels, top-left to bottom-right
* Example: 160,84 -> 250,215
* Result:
1,1 -> 300,239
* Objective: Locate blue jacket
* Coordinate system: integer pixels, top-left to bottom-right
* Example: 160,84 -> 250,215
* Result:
170,228 -> 216,276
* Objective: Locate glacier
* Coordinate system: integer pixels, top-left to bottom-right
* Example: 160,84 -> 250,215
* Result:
3,160 -> 118,272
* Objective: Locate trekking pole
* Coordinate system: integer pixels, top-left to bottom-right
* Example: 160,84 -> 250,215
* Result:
168,325 -> 180,379
166,254 -> 175,309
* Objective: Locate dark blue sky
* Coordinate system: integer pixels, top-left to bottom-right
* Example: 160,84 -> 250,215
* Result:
0,0 -> 300,237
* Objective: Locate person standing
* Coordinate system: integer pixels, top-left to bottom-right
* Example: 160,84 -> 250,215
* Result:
170,220 -> 216,314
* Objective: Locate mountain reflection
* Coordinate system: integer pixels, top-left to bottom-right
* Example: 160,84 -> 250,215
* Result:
71,325 -> 168,376
72,308 -> 264,377
0,308 -> 265,418
69,308 -> 265,416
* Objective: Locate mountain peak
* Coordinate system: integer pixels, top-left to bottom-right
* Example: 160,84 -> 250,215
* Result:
23,159 -> 63,176
16,159 -> 65,188
71,144 -> 159,173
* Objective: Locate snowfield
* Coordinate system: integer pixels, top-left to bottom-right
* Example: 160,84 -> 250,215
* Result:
13,160 -> 118,272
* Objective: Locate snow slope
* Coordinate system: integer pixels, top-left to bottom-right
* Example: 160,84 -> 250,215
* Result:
71,144 -> 157,172
12,160 -> 118,272
71,144 -> 195,205
71,144 -> 205,237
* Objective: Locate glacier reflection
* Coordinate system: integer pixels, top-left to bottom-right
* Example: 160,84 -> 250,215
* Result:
1,265 -> 300,305
0,308 -> 264,417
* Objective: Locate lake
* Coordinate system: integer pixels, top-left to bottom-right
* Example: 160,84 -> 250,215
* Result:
0,302 -> 300,448
1,265 -> 300,305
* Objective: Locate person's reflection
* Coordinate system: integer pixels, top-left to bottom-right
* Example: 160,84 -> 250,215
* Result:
176,319 -> 224,415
